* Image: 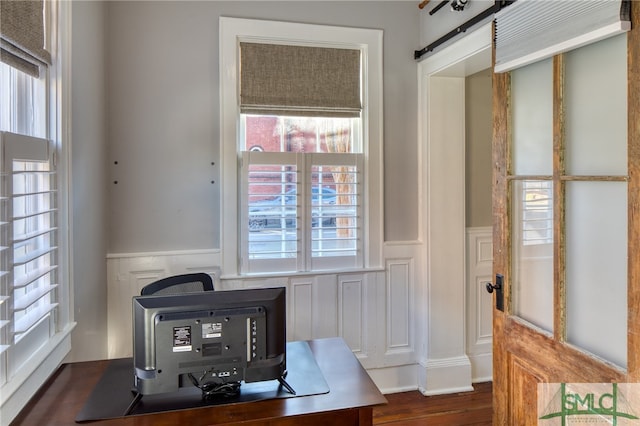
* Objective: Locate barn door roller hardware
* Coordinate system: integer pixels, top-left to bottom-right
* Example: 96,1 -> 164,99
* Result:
414,0 -> 514,61
418,0 -> 456,15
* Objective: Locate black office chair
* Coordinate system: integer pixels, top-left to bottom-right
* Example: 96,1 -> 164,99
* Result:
140,272 -> 215,296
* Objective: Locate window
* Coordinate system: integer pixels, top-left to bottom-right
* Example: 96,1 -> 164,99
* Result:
238,43 -> 363,273
240,116 -> 363,272
220,18 -> 383,276
0,1 -> 72,423
0,63 -> 46,137
519,180 -> 553,246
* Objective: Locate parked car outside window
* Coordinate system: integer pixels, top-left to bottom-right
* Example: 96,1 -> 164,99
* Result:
249,186 -> 355,231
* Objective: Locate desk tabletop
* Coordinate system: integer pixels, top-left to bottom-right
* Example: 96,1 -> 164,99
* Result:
11,337 -> 387,426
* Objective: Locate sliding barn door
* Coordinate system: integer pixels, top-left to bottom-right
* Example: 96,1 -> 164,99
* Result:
490,4 -> 640,424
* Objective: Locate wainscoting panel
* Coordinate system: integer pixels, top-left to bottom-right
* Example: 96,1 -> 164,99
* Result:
475,276 -> 494,344
387,260 -> 412,346
310,274 -> 339,339
380,242 -> 420,370
388,262 -> 409,348
105,242 -> 424,393
106,250 -> 222,359
466,227 -> 494,382
290,278 -> 314,341
339,275 -> 365,354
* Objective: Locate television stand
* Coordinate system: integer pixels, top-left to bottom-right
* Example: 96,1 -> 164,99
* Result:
278,371 -> 296,395
123,391 -> 143,417
123,381 -> 243,416
124,371 -> 296,416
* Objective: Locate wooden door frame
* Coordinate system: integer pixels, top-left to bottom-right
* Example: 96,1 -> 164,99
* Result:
627,0 -> 640,383
491,2 -> 640,423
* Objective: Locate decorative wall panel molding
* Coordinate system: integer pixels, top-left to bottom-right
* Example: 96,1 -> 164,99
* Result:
106,250 -> 222,358
105,243 -> 419,392
466,226 -> 493,382
383,257 -> 416,367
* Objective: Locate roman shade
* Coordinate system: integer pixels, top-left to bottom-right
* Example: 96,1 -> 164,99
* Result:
240,42 -> 361,117
0,0 -> 51,78
495,0 -> 630,73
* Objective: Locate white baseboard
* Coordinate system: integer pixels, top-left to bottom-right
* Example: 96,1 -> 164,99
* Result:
469,352 -> 493,383
418,356 -> 473,396
366,364 -> 419,394
368,359 -> 491,396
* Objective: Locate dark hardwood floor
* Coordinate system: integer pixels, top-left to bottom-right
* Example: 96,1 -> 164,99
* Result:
373,381 -> 493,425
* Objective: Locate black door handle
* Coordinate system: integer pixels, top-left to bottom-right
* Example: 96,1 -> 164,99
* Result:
486,274 -> 504,312
485,282 -> 501,293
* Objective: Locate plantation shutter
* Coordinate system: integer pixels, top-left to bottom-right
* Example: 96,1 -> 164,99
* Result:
494,0 -> 630,73
239,42 -> 361,117
241,151 -> 302,274
306,152 -> 362,271
241,150 -> 363,273
0,0 -> 52,78
0,131 -> 58,360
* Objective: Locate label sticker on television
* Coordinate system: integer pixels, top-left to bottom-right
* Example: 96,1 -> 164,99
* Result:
202,322 -> 223,339
173,326 -> 192,352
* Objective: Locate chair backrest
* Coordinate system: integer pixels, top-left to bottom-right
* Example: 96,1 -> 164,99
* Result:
140,272 -> 215,296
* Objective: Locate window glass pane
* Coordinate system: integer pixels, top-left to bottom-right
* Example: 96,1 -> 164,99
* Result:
566,181 -> 627,368
247,163 -> 299,259
310,165 -> 358,258
565,34 -> 627,176
511,180 -> 554,332
0,62 -> 46,138
511,58 -> 553,176
242,115 -> 360,154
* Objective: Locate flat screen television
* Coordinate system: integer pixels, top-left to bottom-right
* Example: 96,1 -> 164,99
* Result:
131,287 -> 290,403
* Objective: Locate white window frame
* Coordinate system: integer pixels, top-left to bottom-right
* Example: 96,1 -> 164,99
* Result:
0,1 -> 73,424
220,17 -> 384,277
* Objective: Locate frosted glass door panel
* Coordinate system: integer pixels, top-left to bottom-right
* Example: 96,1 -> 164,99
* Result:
511,58 -> 553,176
512,180 -> 554,332
565,181 -> 627,368
565,34 -> 627,176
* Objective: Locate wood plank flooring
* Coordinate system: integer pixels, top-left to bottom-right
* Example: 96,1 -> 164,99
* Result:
373,381 -> 493,425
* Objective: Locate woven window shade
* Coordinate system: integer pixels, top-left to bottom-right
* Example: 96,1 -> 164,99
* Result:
240,42 -> 361,117
1,0 -> 51,78
495,0 -> 630,73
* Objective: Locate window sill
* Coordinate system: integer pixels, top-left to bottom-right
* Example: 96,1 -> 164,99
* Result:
220,267 -> 385,281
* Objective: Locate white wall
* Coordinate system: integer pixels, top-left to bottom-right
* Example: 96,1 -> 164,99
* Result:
69,0 -> 109,362
466,68 -> 493,228
105,1 -> 420,253
67,0 -> 422,368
